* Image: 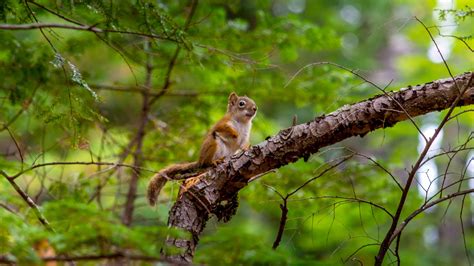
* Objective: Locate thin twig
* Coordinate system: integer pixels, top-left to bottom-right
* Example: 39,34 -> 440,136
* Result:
389,188 -> 474,243
0,23 -> 179,42
92,84 -> 200,97
272,198 -> 288,249
375,15 -> 474,263
266,155 -> 358,250
285,61 -> 428,143
5,127 -> 24,167
0,202 -> 18,215
122,39 -> 154,226
460,195 -> 472,265
0,84 -> 40,132
7,161 -> 156,180
1,171 -> 53,232
148,0 -> 199,106
27,0 -> 84,26
416,16 -> 467,79
375,71 -> 474,264
292,196 -> 394,219
287,155 -> 353,198
354,152 -> 403,191
394,233 -> 401,266
0,252 -> 165,263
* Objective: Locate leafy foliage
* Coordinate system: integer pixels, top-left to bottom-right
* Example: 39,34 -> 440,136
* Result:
0,0 -> 473,265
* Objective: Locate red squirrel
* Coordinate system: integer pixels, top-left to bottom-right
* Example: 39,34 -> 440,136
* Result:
147,92 -> 257,206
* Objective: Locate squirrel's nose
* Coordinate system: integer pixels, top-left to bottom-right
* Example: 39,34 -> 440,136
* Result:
253,107 -> 257,112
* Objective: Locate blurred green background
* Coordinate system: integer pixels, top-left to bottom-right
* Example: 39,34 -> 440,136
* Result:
0,0 -> 473,265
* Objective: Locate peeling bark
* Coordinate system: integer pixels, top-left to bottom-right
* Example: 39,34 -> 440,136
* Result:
163,72 -> 474,263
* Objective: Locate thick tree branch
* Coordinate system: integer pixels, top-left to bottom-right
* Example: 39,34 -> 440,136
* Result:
163,72 -> 474,263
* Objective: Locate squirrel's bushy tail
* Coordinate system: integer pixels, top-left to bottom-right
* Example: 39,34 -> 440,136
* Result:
147,173 -> 167,206
147,162 -> 200,206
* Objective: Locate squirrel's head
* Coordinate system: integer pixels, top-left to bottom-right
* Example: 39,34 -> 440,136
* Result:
227,92 -> 257,122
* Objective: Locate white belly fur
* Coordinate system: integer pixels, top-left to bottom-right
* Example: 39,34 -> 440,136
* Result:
213,119 -> 251,161
231,119 -> 251,149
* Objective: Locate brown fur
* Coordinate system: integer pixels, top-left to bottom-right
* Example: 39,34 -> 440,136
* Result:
34,239 -> 57,266
147,92 -> 257,206
147,162 -> 199,206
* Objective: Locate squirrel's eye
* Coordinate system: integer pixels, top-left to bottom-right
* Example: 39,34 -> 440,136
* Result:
238,100 -> 246,107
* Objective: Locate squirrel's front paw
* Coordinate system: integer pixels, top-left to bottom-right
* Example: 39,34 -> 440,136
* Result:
212,158 -> 225,166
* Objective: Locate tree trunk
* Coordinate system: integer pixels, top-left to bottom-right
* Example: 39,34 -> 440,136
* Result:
162,72 -> 474,263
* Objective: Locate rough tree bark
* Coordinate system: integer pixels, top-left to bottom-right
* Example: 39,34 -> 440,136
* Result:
162,72 -> 474,263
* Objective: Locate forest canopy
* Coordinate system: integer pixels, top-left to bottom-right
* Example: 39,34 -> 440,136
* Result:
0,0 -> 473,265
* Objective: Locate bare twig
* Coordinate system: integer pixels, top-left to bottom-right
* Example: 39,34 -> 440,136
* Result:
148,0 -> 199,106
268,155 -> 355,250
272,198 -> 288,249
0,23 -> 179,42
428,21 -> 473,52
389,188 -> 474,244
460,195 -> 472,265
5,127 -> 24,167
92,84 -> 199,97
374,16 -> 473,264
1,171 -> 53,231
353,152 -> 403,191
344,243 -> 380,263
438,33 -> 473,52
295,196 -> 394,219
0,202 -> 18,215
394,233 -> 402,266
22,0 -> 57,52
285,61 -> 428,142
27,0 -> 83,26
374,20 -> 474,262
415,17 -> 457,85
121,0 -> 200,226
0,84 -> 40,132
0,252 -> 165,263
287,155 -> 353,198
122,39 -> 154,226
7,161 -> 156,180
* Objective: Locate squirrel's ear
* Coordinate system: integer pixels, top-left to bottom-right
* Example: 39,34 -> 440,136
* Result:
228,92 -> 238,105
